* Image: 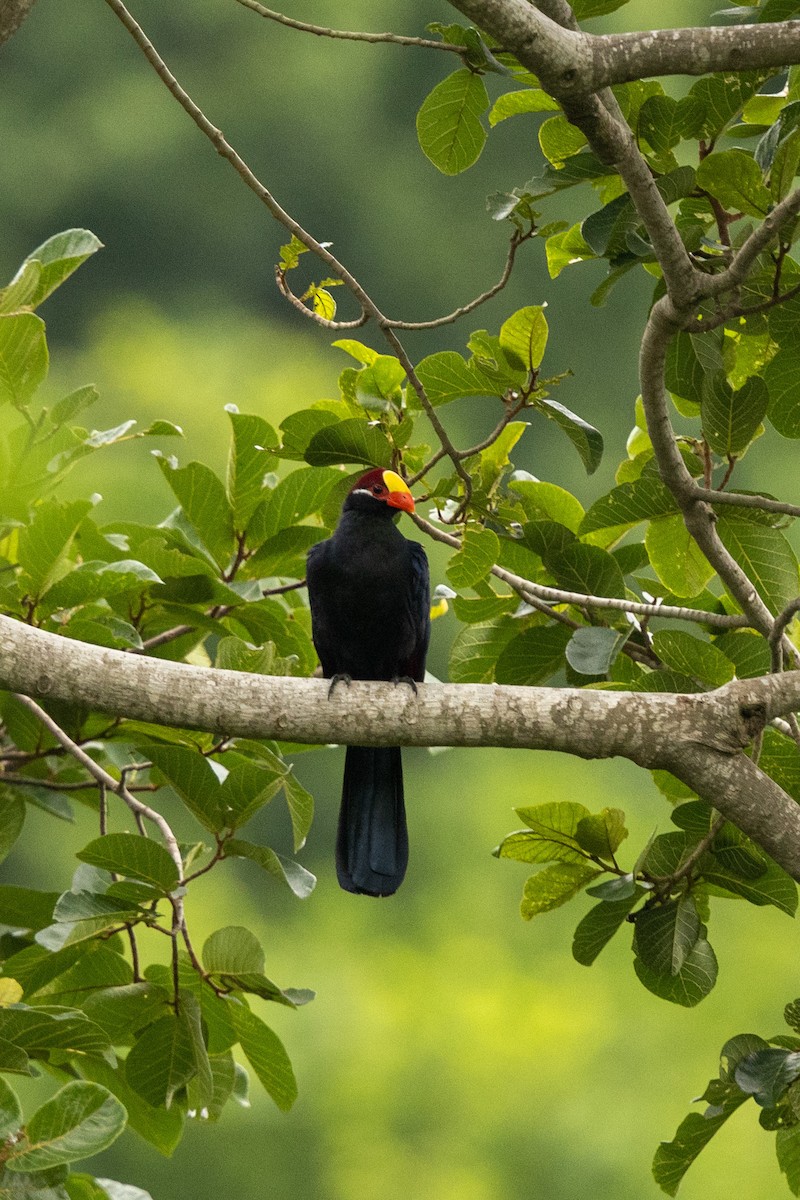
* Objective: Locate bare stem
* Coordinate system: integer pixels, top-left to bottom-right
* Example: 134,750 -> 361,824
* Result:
234,0 -> 463,52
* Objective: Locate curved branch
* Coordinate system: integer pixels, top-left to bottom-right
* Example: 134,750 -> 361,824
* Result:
234,0 -> 464,52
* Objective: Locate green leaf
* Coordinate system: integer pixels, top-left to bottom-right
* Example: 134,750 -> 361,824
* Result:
634,936 -> 718,1006
249,466 -> 341,545
760,728 -> 800,803
145,745 -> 223,833
778,1124 -> 800,1195
496,801 -> 594,866
226,411 -> 279,529
498,306 -> 548,372
703,859 -> 798,915
449,618 -> 518,683
303,419 -> 392,468
536,398 -> 603,473
415,350 -> 504,407
229,1003 -> 297,1111
508,479 -> 585,532
573,894 -> 639,966
446,528 -> 499,588
282,772 -> 314,853
651,631 -> 735,688
575,808 -> 628,859
17,229 -> 103,308
77,835 -> 180,893
765,343 -> 800,437
125,1013 -> 196,1109
416,68 -> 488,175
713,630 -> 770,679
579,476 -> 676,535
701,373 -> 768,455
0,1075 -> 22,1140
566,627 -> 626,676
638,94 -> 684,154
646,514 -> 716,597
332,338 -> 379,365
5,1082 -> 125,1173
520,862 -> 601,919
203,927 -> 264,976
736,1047 -> 800,1106
545,223 -> 595,278
495,624 -> 572,686
155,458 -> 235,570
17,499 -> 92,600
0,789 -> 25,865
538,116 -> 587,165
488,88 -> 558,126
717,514 -> 799,615
685,72 -> 765,139
217,760 -> 284,830
552,542 -> 626,599
696,149 -> 771,217
224,839 -> 316,899
0,886 -> 58,931
572,0 -> 633,15
81,983 -> 171,1045
0,313 -> 48,407
77,1055 -> 184,1156
653,1082 -> 748,1196
633,896 -> 701,976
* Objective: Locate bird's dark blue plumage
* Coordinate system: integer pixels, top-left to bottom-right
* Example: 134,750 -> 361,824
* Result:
306,468 -> 430,895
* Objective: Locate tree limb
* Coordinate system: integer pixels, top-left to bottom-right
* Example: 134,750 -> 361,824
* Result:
234,0 -> 464,52
3,613 -> 800,876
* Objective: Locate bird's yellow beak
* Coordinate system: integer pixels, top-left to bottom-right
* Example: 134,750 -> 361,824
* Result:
383,469 -> 415,514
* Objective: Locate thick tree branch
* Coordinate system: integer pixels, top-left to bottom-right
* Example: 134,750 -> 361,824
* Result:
451,1 -> 800,94
3,614 -> 800,876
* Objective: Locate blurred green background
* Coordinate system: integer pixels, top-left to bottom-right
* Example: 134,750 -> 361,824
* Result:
3,0 -> 800,1197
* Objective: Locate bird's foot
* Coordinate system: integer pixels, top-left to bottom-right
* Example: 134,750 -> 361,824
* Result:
392,675 -> 418,696
327,673 -> 352,699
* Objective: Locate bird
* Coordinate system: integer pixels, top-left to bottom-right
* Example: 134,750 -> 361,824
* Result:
306,467 -> 430,896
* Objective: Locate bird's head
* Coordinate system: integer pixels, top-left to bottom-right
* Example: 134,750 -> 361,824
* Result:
345,468 -> 415,515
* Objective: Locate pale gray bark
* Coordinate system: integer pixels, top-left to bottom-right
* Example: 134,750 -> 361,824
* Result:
4,614 -> 800,878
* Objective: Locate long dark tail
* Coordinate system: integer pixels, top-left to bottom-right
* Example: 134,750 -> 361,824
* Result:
336,746 -> 408,896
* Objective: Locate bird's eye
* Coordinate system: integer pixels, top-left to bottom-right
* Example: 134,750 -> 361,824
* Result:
372,485 -> 383,494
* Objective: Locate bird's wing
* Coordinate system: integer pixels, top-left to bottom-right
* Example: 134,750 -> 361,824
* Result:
305,540 -> 338,677
405,541 -> 431,682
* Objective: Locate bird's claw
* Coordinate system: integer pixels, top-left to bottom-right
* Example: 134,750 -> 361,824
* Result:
327,673 -> 352,699
392,675 -> 418,696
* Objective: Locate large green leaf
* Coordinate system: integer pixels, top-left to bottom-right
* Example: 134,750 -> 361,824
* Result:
0,789 -> 25,865
202,927 -> 265,976
77,1055 -> 184,1156
224,839 -> 316,899
494,624 -> 572,686
0,313 -> 48,406
145,745 -> 223,832
416,68 -> 488,175
651,631 -> 734,688
701,373 -> 768,455
225,410 -> 279,528
248,466 -> 341,543
17,499 -> 92,600
125,1013 -> 196,1109
572,894 -> 640,966
5,1082 -> 125,1173
155,458 -> 235,570
632,896 -> 701,976
765,343 -> 800,437
537,398 -> 603,473
716,514 -> 799,615
16,229 -> 103,309
446,528 -> 499,588
634,936 -> 718,1006
77,834 -> 180,893
415,350 -> 504,406
0,1076 -> 22,1140
646,514 -> 715,597
449,618 -> 517,684
229,1003 -> 297,1111
696,149 -> 771,217
653,1080 -> 748,1196
303,419 -> 392,468
579,476 -> 676,535
520,862 -> 601,919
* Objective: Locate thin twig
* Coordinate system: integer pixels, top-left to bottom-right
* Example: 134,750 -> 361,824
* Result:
385,232 -> 531,331
234,0 -> 463,52
696,488 -> 800,521
769,597 -> 800,674
411,513 -> 750,629
651,812 -> 726,894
